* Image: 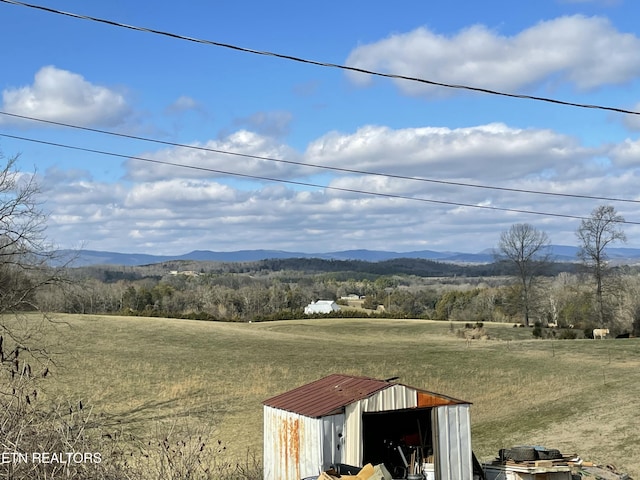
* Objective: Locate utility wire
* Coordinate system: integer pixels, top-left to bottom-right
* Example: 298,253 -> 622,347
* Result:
1,2 -> 638,220
2,110 -> 639,206
2,131 -> 639,225
1,0 -> 639,117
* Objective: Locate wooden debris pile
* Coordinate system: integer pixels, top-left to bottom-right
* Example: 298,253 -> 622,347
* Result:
317,463 -> 392,480
484,446 -> 633,480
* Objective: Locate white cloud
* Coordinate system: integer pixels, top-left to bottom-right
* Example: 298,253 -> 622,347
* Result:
1,66 -> 130,127
305,123 -> 590,181
609,138 -> 640,166
165,95 -> 202,115
43,178 -> 124,206
345,15 -> 640,95
40,121 -> 640,255
124,130 -> 305,182
125,179 -> 240,208
122,123 -> 590,189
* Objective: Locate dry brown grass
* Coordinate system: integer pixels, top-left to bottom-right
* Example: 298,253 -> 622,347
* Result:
23,314 -> 640,478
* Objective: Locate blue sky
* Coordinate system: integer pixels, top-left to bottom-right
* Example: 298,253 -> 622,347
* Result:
1,0 -> 640,255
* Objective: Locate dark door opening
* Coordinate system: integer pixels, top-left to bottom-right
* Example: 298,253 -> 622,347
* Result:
362,408 -> 433,477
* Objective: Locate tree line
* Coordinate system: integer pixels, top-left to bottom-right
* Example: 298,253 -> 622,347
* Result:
28,203 -> 634,338
14,197 -> 630,338
29,247 -> 639,339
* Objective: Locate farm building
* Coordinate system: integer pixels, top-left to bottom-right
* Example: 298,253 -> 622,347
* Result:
263,373 -> 474,480
304,300 -> 341,315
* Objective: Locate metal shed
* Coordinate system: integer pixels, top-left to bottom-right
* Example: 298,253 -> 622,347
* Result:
263,374 -> 473,480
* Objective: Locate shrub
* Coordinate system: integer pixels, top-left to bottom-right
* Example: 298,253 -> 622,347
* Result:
558,329 -> 578,340
532,324 -> 543,338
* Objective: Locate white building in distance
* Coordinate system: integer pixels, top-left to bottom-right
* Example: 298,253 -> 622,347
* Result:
304,300 -> 341,315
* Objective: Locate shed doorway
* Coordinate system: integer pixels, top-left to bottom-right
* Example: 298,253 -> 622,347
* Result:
362,407 -> 433,477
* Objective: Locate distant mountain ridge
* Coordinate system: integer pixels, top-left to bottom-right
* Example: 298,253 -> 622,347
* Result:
55,245 -> 640,267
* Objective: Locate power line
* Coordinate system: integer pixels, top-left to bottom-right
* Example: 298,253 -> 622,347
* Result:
2,110 -> 639,206
2,131 -> 639,225
1,0 -> 639,117
1,2 -> 638,224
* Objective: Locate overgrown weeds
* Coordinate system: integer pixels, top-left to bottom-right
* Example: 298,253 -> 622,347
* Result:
0,393 -> 263,479
0,314 -> 262,479
135,422 -> 262,480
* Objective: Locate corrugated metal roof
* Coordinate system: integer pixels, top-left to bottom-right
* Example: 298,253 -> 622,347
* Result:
263,374 -> 392,418
263,374 -> 470,418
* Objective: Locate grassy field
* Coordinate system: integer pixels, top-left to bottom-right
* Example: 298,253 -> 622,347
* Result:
28,314 -> 640,478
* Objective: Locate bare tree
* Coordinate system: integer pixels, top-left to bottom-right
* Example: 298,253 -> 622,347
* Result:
497,223 -> 551,326
0,152 -> 60,341
0,152 -> 89,479
576,205 -> 626,327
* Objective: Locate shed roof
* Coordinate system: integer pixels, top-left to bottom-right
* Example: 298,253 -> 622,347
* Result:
263,373 -> 470,418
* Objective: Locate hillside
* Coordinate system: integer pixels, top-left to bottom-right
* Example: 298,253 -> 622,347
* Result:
67,255 -> 586,281
43,314 -> 640,479
55,245 -> 640,268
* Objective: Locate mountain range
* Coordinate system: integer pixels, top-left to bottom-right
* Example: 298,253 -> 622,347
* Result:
56,245 -> 640,267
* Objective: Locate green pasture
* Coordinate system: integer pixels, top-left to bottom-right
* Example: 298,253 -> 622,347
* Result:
26,314 -> 640,477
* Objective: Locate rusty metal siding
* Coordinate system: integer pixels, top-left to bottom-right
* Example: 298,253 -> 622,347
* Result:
263,405 -> 344,480
434,404 -> 473,480
418,391 -> 467,407
343,384 -> 418,466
